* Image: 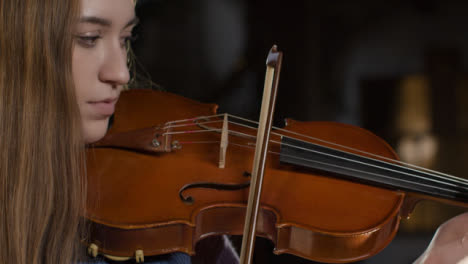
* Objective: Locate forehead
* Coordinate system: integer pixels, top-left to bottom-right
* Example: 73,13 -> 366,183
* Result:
80,0 -> 135,25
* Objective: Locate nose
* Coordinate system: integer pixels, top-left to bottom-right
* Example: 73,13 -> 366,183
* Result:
99,44 -> 130,88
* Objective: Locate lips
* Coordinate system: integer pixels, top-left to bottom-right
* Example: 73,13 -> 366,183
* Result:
88,97 -> 118,117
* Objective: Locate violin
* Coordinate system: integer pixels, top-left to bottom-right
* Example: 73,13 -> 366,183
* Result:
85,47 -> 468,263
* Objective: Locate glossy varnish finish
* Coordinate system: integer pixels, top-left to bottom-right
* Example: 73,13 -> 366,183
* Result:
86,89 -> 406,263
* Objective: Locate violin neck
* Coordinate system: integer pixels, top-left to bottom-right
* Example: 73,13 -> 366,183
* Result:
279,136 -> 468,205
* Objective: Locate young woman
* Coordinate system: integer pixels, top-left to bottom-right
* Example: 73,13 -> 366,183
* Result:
0,0 -> 185,263
9,1 -> 467,263
0,1 -> 238,263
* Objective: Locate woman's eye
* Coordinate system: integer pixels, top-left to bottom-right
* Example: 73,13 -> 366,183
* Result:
76,35 -> 100,48
121,35 -> 138,48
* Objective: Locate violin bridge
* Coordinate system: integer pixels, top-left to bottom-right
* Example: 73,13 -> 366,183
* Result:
219,113 -> 228,168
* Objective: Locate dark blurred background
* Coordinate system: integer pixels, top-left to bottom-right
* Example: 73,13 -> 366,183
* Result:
132,0 -> 468,263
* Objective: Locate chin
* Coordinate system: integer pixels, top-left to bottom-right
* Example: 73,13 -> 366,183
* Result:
83,118 -> 110,144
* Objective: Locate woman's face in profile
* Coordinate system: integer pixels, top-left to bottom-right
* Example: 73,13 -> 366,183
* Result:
73,0 -> 137,143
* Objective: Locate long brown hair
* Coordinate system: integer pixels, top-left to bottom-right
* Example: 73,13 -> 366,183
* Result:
0,0 -> 85,263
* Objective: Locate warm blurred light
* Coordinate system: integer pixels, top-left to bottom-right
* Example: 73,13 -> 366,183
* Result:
396,75 -> 438,168
397,133 -> 438,168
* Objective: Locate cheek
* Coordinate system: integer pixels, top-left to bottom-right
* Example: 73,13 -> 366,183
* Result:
72,48 -> 92,104
72,47 -> 108,143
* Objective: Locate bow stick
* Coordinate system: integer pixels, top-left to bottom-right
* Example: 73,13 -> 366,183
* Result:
239,45 -> 283,264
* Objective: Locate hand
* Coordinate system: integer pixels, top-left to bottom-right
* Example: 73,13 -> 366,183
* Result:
414,212 -> 468,264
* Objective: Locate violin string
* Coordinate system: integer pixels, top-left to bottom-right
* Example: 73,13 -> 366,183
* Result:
163,114 -> 225,126
273,137 -> 468,187
168,129 -> 468,194
272,133 -> 468,186
167,124 -> 468,191
163,119 -> 222,129
162,128 -> 221,136
162,114 -> 468,187
277,140 -> 468,190
226,114 -> 461,181
166,116 -> 468,187
163,123 -> 256,141
166,115 -> 468,187
186,139 -> 466,196
223,114 -> 468,185
256,136 -> 468,190
179,141 -> 256,150
276,149 -> 466,196
177,141 -> 220,144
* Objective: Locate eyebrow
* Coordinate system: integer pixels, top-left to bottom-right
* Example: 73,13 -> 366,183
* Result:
79,16 -> 139,28
125,17 -> 140,28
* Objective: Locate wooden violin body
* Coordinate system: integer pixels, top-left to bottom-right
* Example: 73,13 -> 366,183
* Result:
87,89 -> 427,263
